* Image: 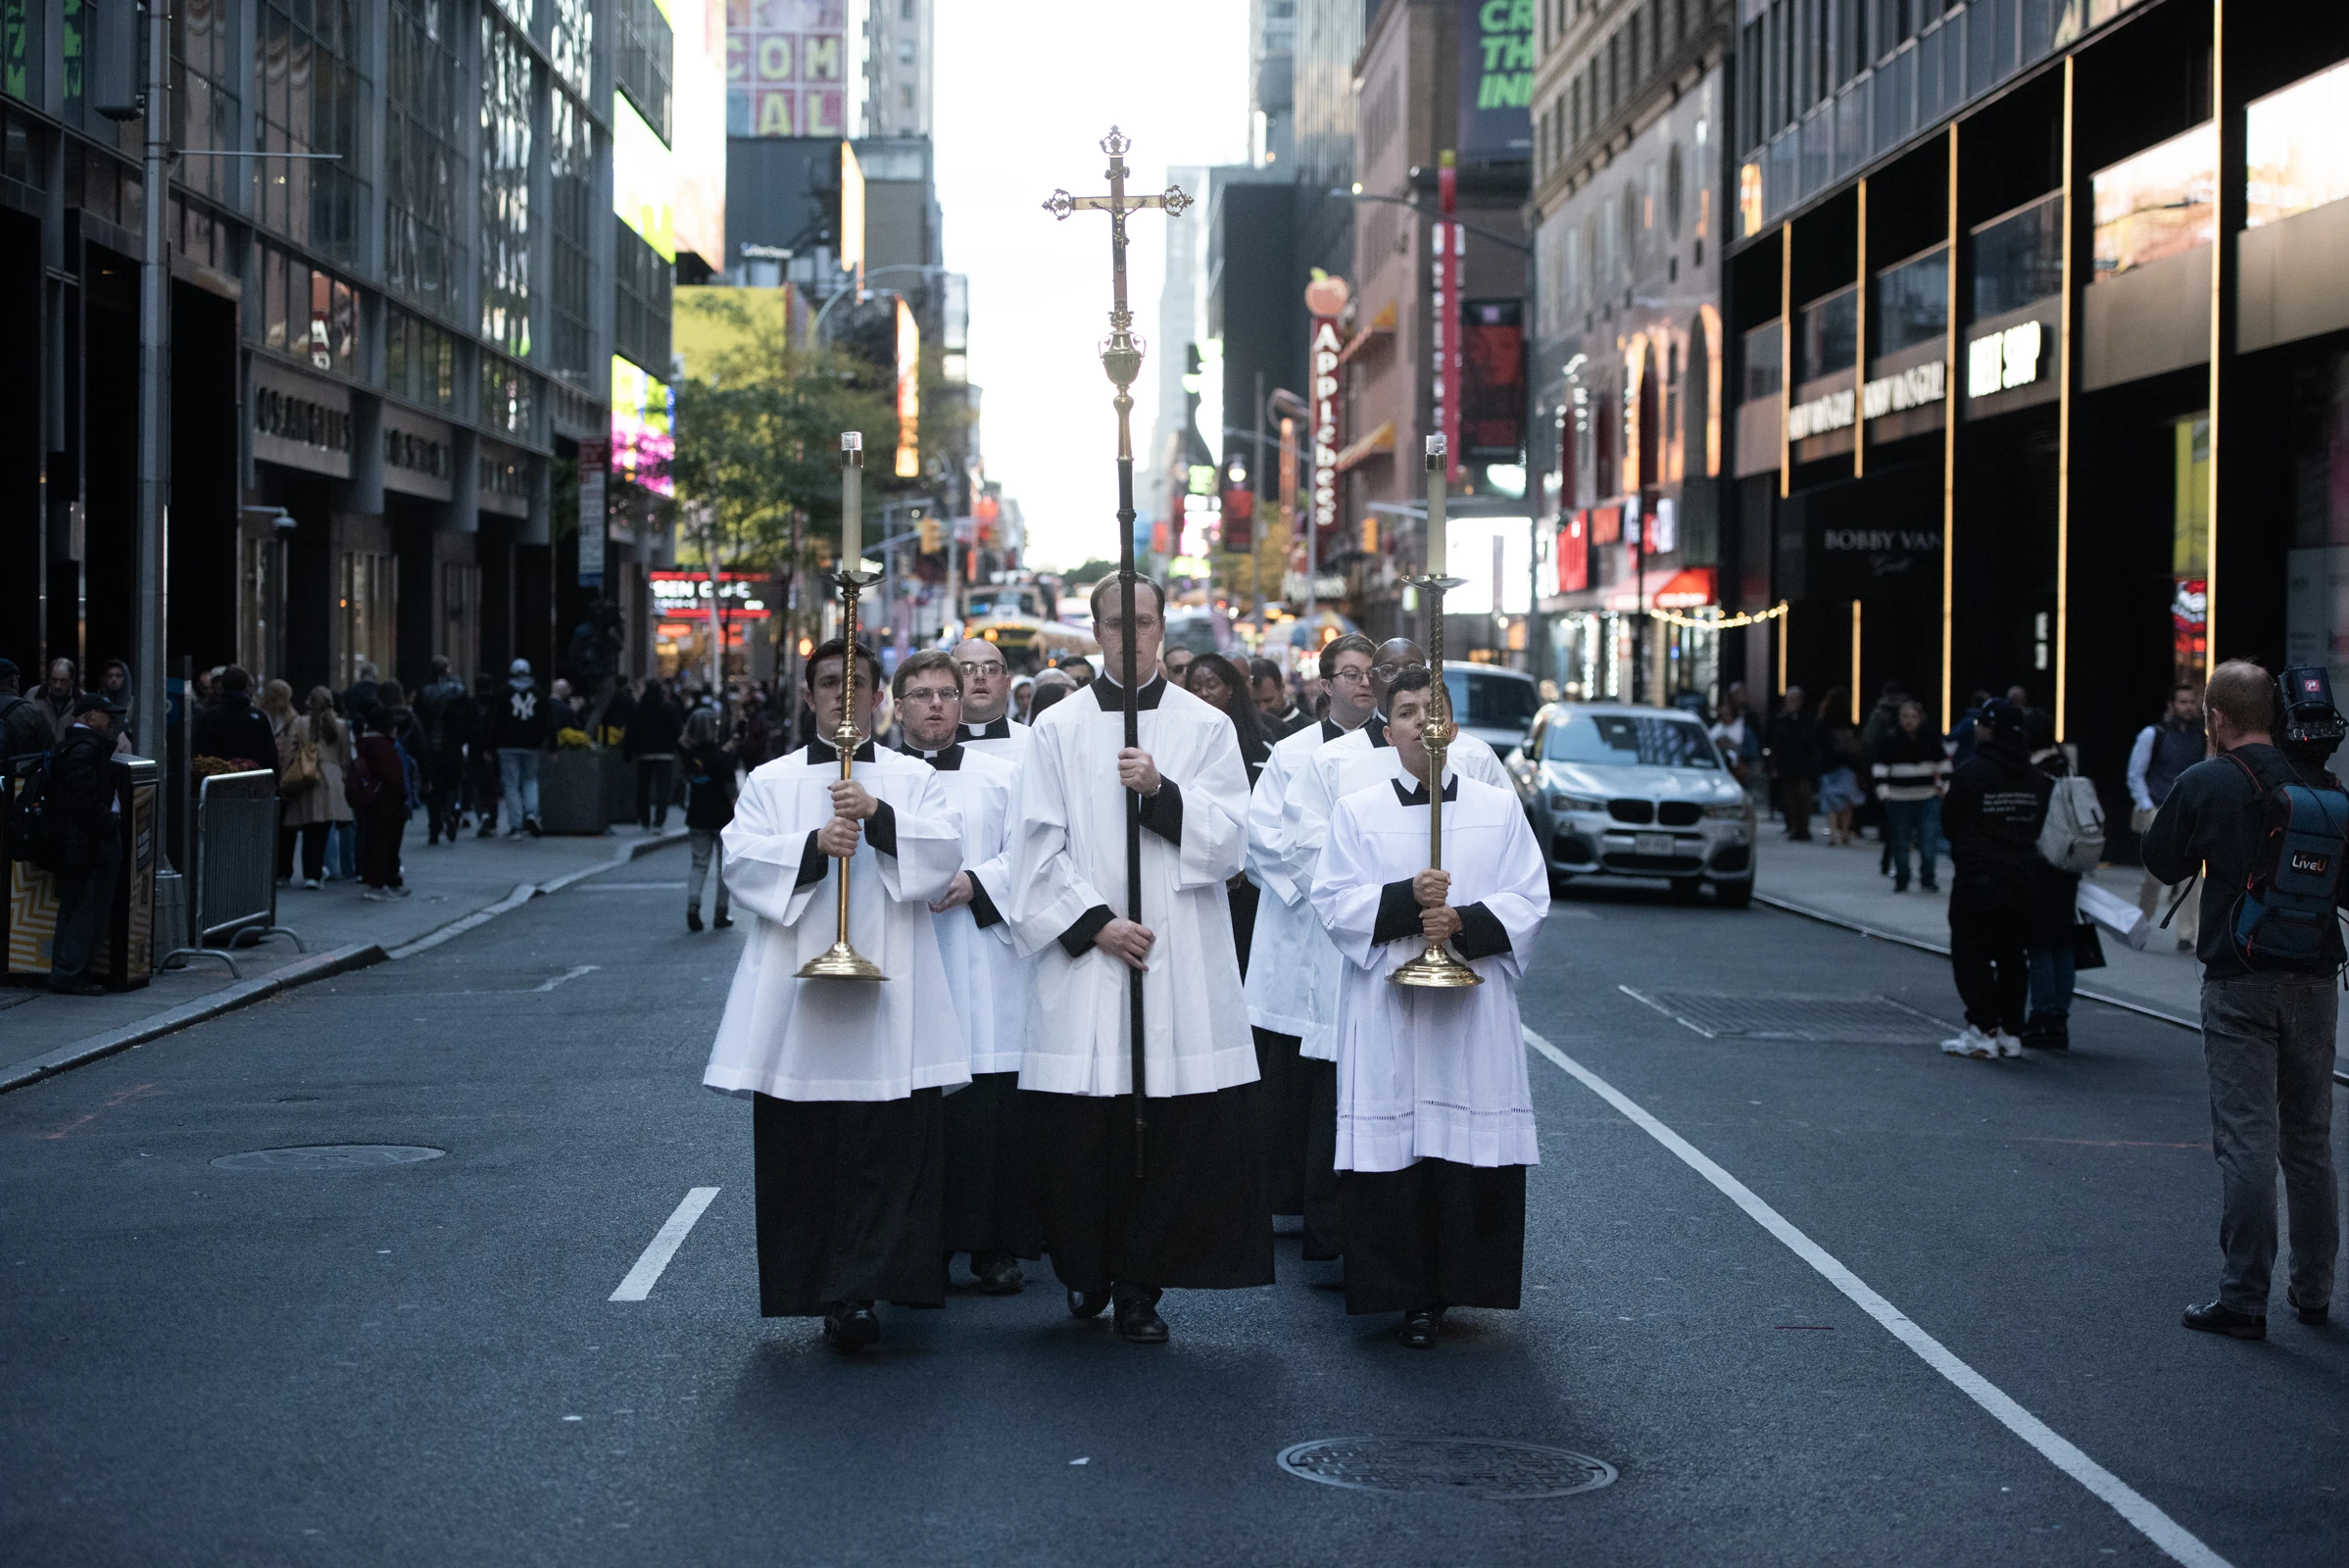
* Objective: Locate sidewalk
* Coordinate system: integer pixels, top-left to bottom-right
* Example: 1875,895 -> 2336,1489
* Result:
1751,826 -> 2205,1023
1,822 -> 687,1087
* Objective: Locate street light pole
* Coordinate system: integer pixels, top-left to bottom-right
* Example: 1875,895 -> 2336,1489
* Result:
134,0 -> 171,777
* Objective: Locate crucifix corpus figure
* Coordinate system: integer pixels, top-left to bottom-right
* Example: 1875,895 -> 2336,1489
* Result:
1006,129 -> 1271,1347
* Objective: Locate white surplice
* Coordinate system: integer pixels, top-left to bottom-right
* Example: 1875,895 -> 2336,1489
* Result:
957,715 -> 1030,763
1281,714 -> 1512,1060
1243,717 -> 1355,1037
910,743 -> 1029,1075
1309,755 -> 1549,1173
703,743 -> 970,1102
1002,676 -> 1258,1097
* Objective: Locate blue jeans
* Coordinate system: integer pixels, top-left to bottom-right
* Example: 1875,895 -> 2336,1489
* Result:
2028,944 -> 2076,1019
1883,797 -> 1940,888
498,748 -> 541,830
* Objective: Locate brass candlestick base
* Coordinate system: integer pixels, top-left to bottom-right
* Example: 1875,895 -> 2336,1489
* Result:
799,565 -> 886,983
1393,570 -> 1482,990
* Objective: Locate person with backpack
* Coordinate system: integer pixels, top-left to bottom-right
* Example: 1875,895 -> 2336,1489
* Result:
346,708 -> 414,901
1936,699 -> 2051,1059
415,657 -> 473,847
44,692 -> 128,994
0,659 -> 55,760
2022,710 -> 2103,1050
2143,660 -> 2340,1342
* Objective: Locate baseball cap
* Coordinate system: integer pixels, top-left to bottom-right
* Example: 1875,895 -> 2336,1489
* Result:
73,691 -> 128,715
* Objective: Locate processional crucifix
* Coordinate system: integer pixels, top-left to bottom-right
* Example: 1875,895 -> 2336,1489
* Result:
1044,129 -> 1191,1177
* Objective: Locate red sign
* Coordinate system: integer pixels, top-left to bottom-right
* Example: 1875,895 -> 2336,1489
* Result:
1556,512 -> 1588,594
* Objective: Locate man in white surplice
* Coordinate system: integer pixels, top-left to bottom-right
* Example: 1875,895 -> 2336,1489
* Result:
703,637 -> 967,1353
1310,666 -> 1549,1349
1003,575 -> 1272,1346
1244,632 -> 1379,1246
951,636 -> 1031,760
890,649 -> 1040,1297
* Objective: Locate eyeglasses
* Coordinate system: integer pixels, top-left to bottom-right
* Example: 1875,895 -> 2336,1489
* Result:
903,686 -> 960,706
954,661 -> 1005,677
1329,667 -> 1373,686
1370,662 -> 1407,679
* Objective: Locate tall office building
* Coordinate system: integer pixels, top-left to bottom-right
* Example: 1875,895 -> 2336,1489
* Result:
856,0 -> 934,139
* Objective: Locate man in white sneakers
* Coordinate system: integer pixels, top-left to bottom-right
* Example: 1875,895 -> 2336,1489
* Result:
1936,699 -> 2050,1060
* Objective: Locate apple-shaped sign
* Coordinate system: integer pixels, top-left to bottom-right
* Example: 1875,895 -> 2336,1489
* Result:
1303,275 -> 1349,318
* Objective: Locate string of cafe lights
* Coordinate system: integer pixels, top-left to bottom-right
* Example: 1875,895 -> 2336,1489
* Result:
1639,601 -> 1789,632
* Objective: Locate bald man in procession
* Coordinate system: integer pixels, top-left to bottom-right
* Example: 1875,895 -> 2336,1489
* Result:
951,637 -> 1030,761
1002,575 -> 1273,1344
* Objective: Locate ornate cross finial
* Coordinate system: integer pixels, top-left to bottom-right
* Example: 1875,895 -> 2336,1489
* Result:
1042,127 -> 1192,407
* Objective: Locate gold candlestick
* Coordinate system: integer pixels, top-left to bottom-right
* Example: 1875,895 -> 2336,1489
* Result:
800,438 -> 886,983
1394,433 -> 1482,990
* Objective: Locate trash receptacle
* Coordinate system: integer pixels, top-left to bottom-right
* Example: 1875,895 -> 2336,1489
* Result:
539,750 -> 610,835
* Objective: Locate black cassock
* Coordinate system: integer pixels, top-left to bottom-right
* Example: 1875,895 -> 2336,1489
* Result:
753,1091 -> 947,1315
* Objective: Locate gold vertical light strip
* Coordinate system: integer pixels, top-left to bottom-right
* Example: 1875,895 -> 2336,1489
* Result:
2055,56 -> 2076,742
1850,600 -> 1862,720
1854,177 -> 1869,478
1939,123 -> 1960,734
1778,604 -> 1789,695
2204,0 -> 2225,667
1780,223 -> 1793,498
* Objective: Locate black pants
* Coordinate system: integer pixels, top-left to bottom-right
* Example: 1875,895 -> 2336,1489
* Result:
753,1090 -> 946,1316
1301,1056 -> 1343,1260
49,838 -> 122,987
636,756 -> 676,827
1340,1158 -> 1526,1315
1253,1028 -> 1307,1215
941,1072 -> 1043,1258
279,822 -> 329,882
1949,902 -> 2031,1036
424,753 -> 464,840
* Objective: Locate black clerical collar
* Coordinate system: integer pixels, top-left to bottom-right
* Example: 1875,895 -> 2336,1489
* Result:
899,740 -> 965,770
1392,773 -> 1458,807
1319,717 -> 1348,743
805,735 -> 877,764
1091,673 -> 1167,711
1364,712 -> 1392,749
961,716 -> 1011,740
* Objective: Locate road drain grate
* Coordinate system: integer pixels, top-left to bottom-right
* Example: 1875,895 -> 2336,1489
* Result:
1276,1438 -> 1616,1499
212,1145 -> 447,1171
1624,988 -> 1951,1043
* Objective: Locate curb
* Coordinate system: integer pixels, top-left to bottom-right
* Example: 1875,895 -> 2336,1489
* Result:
1,829 -> 690,1095
0,942 -> 386,1094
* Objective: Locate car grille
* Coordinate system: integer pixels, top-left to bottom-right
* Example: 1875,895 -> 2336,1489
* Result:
1550,831 -> 1597,865
1711,844 -> 1752,873
1607,799 -> 1654,824
1657,802 -> 1701,827
1602,852 -> 1708,874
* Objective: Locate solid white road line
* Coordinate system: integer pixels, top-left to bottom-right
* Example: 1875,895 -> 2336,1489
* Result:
534,964 -> 601,992
1521,1026 -> 2232,1568
610,1187 -> 720,1302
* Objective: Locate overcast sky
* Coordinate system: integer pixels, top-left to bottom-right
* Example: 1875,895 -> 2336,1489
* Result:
934,0 -> 1250,572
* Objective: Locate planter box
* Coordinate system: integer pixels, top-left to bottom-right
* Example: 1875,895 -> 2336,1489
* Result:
539,751 -> 612,835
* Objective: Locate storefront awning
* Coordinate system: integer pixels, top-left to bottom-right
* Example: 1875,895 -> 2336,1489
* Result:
1336,300 -> 1397,366
1604,566 -> 1718,612
1334,419 -> 1395,472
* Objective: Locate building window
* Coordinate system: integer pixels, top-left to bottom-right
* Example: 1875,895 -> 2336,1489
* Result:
479,14 -> 533,358
2247,59 -> 2349,228
1873,242 -> 1948,354
250,238 -> 358,379
1796,285 -> 1857,382
481,353 -> 535,437
386,303 -> 457,409
172,0 -> 240,204
1971,193 -> 2061,317
2091,123 -> 2214,281
549,89 -> 597,385
253,0 -> 367,264
614,217 -> 673,380
616,0 -> 673,143
387,0 -> 462,318
552,0 -> 594,100
1742,320 -> 1783,403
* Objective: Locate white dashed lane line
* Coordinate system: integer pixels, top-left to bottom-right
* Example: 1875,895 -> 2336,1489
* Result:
610,1188 -> 720,1302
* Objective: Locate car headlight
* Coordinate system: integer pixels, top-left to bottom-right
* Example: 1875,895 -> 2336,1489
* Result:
1548,791 -> 1606,812
1702,802 -> 1749,819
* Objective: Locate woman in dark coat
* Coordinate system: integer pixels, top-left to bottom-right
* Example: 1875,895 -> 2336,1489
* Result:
346,709 -> 414,900
2024,710 -> 2080,1050
1183,653 -> 1270,974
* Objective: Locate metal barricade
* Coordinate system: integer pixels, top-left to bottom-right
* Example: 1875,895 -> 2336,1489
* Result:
161,769 -> 303,977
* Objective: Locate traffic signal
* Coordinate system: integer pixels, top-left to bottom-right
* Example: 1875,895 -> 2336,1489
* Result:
918,515 -> 941,553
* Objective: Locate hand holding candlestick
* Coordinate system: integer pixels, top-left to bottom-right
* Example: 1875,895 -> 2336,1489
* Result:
1393,433 -> 1482,990
800,432 -> 887,983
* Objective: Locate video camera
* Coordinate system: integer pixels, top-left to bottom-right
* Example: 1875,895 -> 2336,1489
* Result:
2277,665 -> 2348,756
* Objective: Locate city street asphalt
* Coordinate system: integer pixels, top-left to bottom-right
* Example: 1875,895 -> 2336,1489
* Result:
3,843 -> 2343,1566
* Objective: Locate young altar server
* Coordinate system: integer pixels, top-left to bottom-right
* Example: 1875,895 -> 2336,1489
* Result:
1309,666 -> 1549,1348
1244,632 -> 1379,1230
1003,575 -> 1273,1345
703,638 -> 969,1352
951,637 -> 1031,760
1277,641 -> 1514,1258
891,649 -> 1039,1295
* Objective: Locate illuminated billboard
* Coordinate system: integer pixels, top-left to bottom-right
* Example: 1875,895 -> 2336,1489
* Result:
672,0 -> 727,265
1458,0 -> 1534,161
895,296 -> 920,478
612,354 -> 675,496
726,0 -> 847,138
612,91 -> 676,263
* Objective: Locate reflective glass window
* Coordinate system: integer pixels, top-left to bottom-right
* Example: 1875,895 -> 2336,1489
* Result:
479,15 -> 533,359
1972,193 -> 2061,317
1873,243 -> 1947,355
1796,285 -> 1858,382
2247,59 -> 2349,228
387,0 -> 462,317
2091,122 -> 2214,280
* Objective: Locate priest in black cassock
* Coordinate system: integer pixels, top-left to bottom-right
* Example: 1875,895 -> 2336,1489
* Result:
703,638 -> 968,1351
891,649 -> 1041,1294
1309,667 -> 1550,1349
950,636 -> 1031,761
1002,576 -> 1274,1345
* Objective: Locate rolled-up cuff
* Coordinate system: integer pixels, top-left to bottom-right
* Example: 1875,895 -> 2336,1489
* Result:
967,874 -> 1003,930
865,800 -> 898,858
1452,901 -> 1510,960
795,830 -> 829,889
1059,904 -> 1115,957
1372,879 -> 1421,946
1138,777 -> 1183,845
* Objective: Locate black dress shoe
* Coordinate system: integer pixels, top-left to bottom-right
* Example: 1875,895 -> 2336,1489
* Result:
974,1252 -> 1025,1295
821,1302 -> 880,1351
2181,1299 -> 2266,1340
1113,1296 -> 1169,1345
712,914 -> 733,929
2288,1288 -> 2329,1326
1397,1307 -> 1444,1349
1066,1288 -> 1109,1320
686,907 -> 703,932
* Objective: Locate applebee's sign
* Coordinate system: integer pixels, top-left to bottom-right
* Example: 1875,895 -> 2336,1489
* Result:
1305,274 -> 1348,540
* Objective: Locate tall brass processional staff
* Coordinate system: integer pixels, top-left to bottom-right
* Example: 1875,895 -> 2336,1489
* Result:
1043,129 -> 1192,1175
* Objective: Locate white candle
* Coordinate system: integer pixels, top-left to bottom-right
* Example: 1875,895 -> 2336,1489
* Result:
1425,433 -> 1446,578
841,431 -> 864,566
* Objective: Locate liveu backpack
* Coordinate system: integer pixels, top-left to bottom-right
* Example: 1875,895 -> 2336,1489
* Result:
2036,774 -> 2106,874
2223,752 -> 2349,971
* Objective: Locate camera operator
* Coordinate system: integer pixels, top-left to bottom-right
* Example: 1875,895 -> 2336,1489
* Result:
2141,659 -> 2340,1341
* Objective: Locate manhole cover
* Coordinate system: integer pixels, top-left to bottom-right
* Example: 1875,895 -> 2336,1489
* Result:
211,1145 -> 447,1171
1625,988 -> 1949,1043
1276,1438 -> 1616,1499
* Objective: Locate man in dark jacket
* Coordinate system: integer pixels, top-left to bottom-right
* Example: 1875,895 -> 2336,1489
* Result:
191,666 -> 280,779
0,659 -> 56,759
625,680 -> 683,830
414,658 -> 472,845
46,693 -> 126,994
491,658 -> 549,837
1936,699 -> 2049,1058
2143,660 -> 2338,1342
1765,687 -> 1816,840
